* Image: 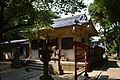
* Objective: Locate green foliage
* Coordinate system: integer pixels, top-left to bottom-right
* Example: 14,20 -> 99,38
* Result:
0,0 -> 86,42
103,0 -> 120,23
88,0 -> 120,54
35,0 -> 86,14
2,29 -> 24,41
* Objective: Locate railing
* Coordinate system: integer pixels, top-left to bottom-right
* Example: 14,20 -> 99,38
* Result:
23,54 -> 32,64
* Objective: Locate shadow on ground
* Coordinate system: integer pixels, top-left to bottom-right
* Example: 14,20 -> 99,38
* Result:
88,58 -> 120,80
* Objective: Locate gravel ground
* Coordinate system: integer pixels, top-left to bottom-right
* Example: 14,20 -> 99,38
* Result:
0,61 -> 16,73
25,74 -> 90,80
1,59 -> 120,80
0,60 -> 109,80
98,60 -> 120,80
0,61 -> 90,80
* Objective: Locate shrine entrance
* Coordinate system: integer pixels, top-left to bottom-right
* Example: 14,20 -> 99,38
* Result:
73,41 -> 89,80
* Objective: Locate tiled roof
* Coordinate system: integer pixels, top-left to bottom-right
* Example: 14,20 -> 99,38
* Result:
51,14 -> 89,28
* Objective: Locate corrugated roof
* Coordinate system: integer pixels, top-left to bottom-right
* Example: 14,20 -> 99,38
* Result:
51,14 -> 89,28
1,39 -> 29,44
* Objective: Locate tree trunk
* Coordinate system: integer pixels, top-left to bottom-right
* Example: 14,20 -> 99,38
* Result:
0,0 -> 5,44
117,33 -> 120,57
0,30 -> 3,44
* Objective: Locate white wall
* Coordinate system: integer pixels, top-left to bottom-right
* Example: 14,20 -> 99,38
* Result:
61,49 -> 75,61
31,50 -> 39,59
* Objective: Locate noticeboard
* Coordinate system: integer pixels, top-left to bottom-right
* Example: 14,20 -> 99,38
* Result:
75,47 -> 84,61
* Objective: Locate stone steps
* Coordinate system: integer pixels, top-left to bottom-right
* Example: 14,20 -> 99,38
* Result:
24,59 -> 55,74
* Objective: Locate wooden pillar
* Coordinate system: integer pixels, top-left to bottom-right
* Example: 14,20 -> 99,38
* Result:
84,46 -> 89,77
74,45 -> 77,80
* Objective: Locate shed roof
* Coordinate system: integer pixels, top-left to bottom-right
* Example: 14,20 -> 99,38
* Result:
51,14 -> 89,28
1,39 -> 29,45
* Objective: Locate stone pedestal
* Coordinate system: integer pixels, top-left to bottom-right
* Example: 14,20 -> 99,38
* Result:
11,48 -> 22,68
11,58 -> 22,68
39,75 -> 54,80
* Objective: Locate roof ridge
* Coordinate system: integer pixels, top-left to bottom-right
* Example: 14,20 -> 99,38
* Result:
53,14 -> 85,21
51,14 -> 89,28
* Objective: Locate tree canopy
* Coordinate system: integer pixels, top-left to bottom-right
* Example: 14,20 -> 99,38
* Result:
88,0 -> 120,56
0,0 -> 86,43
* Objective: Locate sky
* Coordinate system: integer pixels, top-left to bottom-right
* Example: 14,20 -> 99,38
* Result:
84,0 -> 94,5
61,0 -> 94,18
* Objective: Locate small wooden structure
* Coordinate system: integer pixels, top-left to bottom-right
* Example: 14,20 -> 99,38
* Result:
0,39 -> 29,61
25,14 -> 101,74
